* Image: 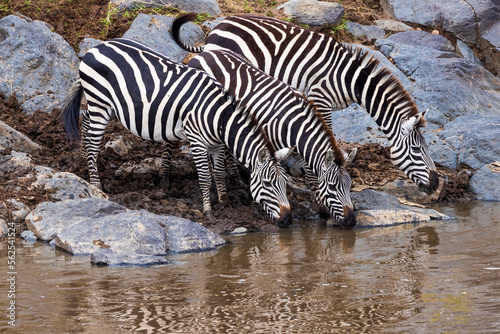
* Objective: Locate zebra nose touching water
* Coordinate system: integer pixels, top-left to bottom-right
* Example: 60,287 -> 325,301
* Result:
171,13 -> 440,197
61,38 -> 291,226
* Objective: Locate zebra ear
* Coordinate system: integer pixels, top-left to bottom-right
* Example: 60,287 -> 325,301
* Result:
274,146 -> 295,161
343,148 -> 357,166
258,147 -> 270,164
323,150 -> 335,170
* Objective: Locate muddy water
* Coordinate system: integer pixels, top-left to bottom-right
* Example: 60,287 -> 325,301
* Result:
1,202 -> 500,333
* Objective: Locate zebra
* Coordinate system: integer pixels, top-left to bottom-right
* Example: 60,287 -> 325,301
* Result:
186,48 -> 356,228
171,13 -> 440,196
61,38 -> 292,227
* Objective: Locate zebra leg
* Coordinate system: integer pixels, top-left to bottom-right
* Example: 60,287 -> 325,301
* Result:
225,148 -> 240,178
210,146 -> 228,203
159,141 -> 174,190
83,107 -> 112,190
190,142 -> 216,222
80,109 -> 90,159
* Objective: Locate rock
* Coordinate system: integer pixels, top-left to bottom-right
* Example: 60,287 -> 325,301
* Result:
0,15 -> 79,113
163,215 -> 226,253
469,162 -> 500,201
293,201 -> 320,220
6,199 -> 31,224
122,14 -> 205,63
0,121 -> 41,153
20,230 -> 37,242
27,166 -> 107,201
104,135 -> 133,156
380,0 -> 477,44
230,227 -> 248,234
331,104 -> 387,146
278,0 -> 345,26
346,22 -> 385,40
331,188 -> 451,227
374,20 -> 413,32
0,219 -> 7,240
355,209 -> 431,227
431,115 -> 500,169
456,40 -> 483,66
25,198 -> 226,261
91,248 -> 169,266
203,17 -> 226,30
0,150 -> 34,178
26,198 -> 128,241
78,37 -> 102,58
53,209 -> 168,256
379,178 -> 441,204
112,0 -> 221,16
115,157 -> 196,179
376,31 -> 500,127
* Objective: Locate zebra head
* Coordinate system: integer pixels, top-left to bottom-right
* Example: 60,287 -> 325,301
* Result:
250,147 -> 292,227
318,150 -> 356,229
391,110 -> 439,195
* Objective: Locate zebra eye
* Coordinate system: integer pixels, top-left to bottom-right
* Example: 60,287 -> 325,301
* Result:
328,184 -> 337,192
263,180 -> 272,188
412,146 -> 421,153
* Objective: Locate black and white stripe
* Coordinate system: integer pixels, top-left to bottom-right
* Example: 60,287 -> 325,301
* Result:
188,49 -> 355,228
61,38 -> 291,226
171,14 -> 439,195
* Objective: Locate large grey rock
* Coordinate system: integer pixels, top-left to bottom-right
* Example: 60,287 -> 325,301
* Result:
0,121 -> 41,153
78,37 -> 102,58
27,166 -> 107,201
431,115 -> 500,169
355,209 -> 431,227
0,15 -> 79,113
112,0 -> 221,16
122,14 -> 205,63
25,198 -> 226,265
456,40 -> 483,66
469,162 -> 500,201
91,248 -> 169,266
376,31 -> 500,125
346,22 -> 385,40
381,0 -> 477,44
278,0 -> 345,26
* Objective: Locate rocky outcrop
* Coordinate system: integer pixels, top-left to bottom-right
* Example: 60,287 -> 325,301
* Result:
346,22 -> 385,40
122,14 -> 205,63
278,0 -> 345,26
0,121 -> 41,153
25,198 -> 227,265
469,162 -> 500,201
0,15 -> 79,114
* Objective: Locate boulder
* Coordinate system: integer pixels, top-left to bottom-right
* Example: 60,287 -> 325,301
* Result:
431,115 -> 500,170
112,0 -> 221,16
203,17 -> 226,30
122,14 -> 205,63
346,22 -> 385,40
25,198 -> 226,265
0,120 -> 41,153
104,135 -> 133,156
0,15 -> 79,113
0,150 -> 34,178
78,37 -> 102,58
6,199 -> 31,224
374,20 -> 413,32
20,230 -> 37,242
329,188 -> 450,227
26,166 -> 107,201
456,40 -> 483,66
376,31 -> 500,126
469,162 -> 500,201
91,248 -> 169,266
278,0 -> 345,26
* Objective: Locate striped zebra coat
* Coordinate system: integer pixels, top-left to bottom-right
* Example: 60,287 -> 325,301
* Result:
188,49 -> 355,228
171,14 -> 439,195
61,38 -> 292,226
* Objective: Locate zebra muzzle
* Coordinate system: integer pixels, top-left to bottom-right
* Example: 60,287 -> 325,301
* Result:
276,207 -> 292,228
337,205 -> 356,229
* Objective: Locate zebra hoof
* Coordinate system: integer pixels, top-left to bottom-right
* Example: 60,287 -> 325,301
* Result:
205,212 -> 217,223
157,176 -> 171,191
219,194 -> 229,203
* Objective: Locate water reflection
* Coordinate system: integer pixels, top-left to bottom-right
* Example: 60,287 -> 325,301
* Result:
2,202 -> 500,333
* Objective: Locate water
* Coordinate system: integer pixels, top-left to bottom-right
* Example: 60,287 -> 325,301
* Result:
1,202 -> 499,333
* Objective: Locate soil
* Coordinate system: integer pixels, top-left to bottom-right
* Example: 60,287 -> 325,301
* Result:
0,0 -> 473,234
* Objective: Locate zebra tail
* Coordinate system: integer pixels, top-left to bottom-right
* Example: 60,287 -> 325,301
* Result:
61,79 -> 83,143
170,12 -> 206,53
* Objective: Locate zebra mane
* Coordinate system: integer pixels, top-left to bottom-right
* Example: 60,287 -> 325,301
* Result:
227,96 -> 277,158
303,96 -> 345,166
341,44 -> 426,128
